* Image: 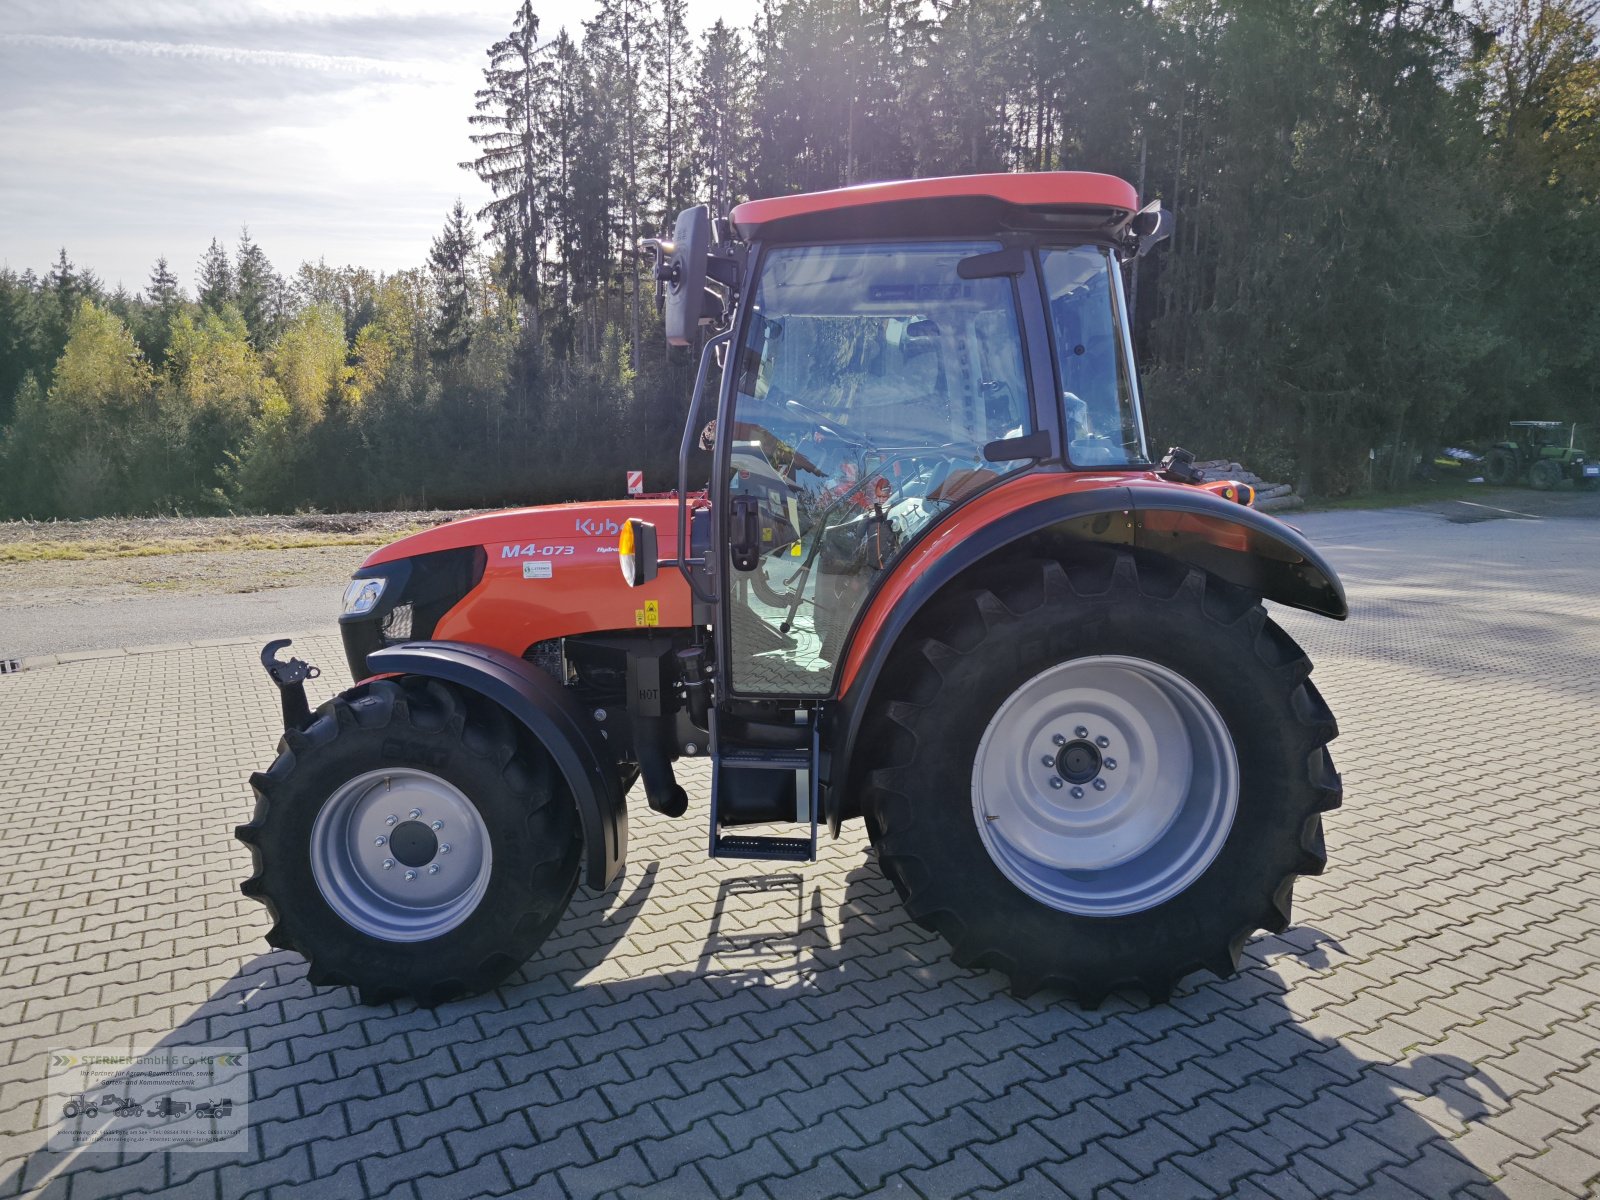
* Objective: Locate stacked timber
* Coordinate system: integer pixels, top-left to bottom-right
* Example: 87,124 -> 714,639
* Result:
1191,459 -> 1304,514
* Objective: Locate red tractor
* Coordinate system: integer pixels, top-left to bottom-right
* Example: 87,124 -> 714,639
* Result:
238,173 -> 1345,1006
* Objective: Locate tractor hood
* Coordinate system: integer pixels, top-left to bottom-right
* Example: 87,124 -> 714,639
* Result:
362,498 -> 685,568
339,497 -> 700,682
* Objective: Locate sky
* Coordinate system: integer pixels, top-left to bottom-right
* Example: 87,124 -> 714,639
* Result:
0,0 -> 744,293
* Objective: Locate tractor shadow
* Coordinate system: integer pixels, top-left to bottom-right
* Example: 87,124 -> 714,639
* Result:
3,857 -> 1511,1199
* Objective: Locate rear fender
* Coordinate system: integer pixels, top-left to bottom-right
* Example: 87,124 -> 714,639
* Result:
825,483 -> 1346,828
367,641 -> 626,890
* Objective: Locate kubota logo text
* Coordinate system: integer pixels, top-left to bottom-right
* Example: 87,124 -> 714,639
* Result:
574,518 -> 621,536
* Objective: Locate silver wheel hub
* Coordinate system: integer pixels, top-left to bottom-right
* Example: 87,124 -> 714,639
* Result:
972,655 -> 1239,917
310,768 -> 492,942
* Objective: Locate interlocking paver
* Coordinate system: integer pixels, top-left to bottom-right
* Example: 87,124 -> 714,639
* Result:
4,508 -> 1600,1199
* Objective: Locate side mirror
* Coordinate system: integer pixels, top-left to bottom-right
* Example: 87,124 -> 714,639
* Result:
618,519 -> 659,587
663,205 -> 710,346
1130,200 -> 1175,258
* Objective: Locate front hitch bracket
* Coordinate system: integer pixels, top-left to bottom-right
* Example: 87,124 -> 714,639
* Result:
261,639 -> 320,732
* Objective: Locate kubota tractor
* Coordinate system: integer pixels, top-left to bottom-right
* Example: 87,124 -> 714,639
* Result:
237,173 -> 1347,1006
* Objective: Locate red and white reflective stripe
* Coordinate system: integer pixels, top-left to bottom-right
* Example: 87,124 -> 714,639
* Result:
626,470 -> 644,496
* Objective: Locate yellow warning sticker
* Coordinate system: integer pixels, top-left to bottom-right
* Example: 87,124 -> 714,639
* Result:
635,600 -> 660,627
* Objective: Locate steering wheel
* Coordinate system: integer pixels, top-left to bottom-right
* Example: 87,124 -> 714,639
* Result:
783,396 -> 875,453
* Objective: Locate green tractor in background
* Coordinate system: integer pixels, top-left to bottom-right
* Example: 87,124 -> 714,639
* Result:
1484,421 -> 1599,491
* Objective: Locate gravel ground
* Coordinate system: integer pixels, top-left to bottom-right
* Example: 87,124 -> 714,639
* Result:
0,509 -> 478,547
0,511 -> 482,659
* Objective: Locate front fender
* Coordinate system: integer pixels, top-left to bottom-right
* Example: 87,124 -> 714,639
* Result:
368,641 -> 626,890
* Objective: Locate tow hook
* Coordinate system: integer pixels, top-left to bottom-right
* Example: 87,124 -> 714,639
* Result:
261,639 -> 321,732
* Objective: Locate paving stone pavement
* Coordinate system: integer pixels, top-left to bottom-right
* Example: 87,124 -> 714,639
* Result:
2,506 -> 1599,1199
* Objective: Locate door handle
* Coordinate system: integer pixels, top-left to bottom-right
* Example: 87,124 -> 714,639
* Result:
729,495 -> 761,572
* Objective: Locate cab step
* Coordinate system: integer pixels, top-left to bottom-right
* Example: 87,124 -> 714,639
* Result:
717,747 -> 810,770
711,835 -> 812,862
709,712 -> 819,863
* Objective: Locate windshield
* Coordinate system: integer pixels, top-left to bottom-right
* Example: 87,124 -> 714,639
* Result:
1040,246 -> 1148,467
723,239 -> 1032,695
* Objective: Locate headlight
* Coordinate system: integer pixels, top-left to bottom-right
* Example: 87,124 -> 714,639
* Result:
341,577 -> 387,615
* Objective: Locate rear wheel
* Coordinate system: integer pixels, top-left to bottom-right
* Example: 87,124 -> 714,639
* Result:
858,552 -> 1341,1004
1485,448 -> 1518,486
236,676 -> 581,1005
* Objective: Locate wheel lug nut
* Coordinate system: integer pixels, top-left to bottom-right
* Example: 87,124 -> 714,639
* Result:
1096,736 -> 1110,748
381,858 -> 394,870
1040,755 -> 1055,767
428,864 -> 441,875
404,869 -> 418,881
1071,787 -> 1085,800
385,815 -> 398,826
409,809 -> 422,819
439,843 -> 452,854
1093,779 -> 1107,791
374,835 -> 387,846
1074,726 -> 1088,739
1052,733 -> 1066,746
1049,777 -> 1064,790
1105,758 -> 1117,770
431,820 -> 443,830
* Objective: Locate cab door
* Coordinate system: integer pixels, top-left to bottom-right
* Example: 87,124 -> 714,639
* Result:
715,240 -> 1041,698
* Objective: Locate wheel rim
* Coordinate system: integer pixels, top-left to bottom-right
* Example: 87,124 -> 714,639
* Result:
310,768 -> 493,943
971,654 -> 1239,917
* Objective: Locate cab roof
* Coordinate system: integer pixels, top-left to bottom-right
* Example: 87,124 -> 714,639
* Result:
730,172 -> 1140,243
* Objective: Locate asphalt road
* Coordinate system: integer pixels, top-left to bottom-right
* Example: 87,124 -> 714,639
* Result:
0,582 -> 340,660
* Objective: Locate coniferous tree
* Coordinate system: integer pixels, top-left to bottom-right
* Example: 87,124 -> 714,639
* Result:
196,239 -> 235,312
0,269 -> 45,425
544,32 -> 588,334
692,21 -> 753,219
652,0 -> 693,226
42,249 -> 100,369
136,256 -> 185,367
235,228 -> 282,349
587,0 -> 659,369
466,0 -> 550,339
428,200 -> 476,363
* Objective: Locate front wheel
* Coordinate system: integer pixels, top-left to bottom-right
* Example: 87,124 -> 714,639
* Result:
859,553 -> 1342,1004
236,677 -> 581,1005
1529,459 -> 1562,491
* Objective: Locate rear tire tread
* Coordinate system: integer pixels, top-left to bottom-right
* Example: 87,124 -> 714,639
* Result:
859,551 -> 1340,1004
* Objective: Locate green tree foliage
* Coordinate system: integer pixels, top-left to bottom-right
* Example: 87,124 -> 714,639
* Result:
3,0 -> 1598,518
138,256 -> 186,366
235,228 -> 285,350
196,239 -> 234,312
428,200 -> 477,363
466,0 -> 550,330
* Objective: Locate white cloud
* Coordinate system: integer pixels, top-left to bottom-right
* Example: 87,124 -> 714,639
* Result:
0,33 -> 446,80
